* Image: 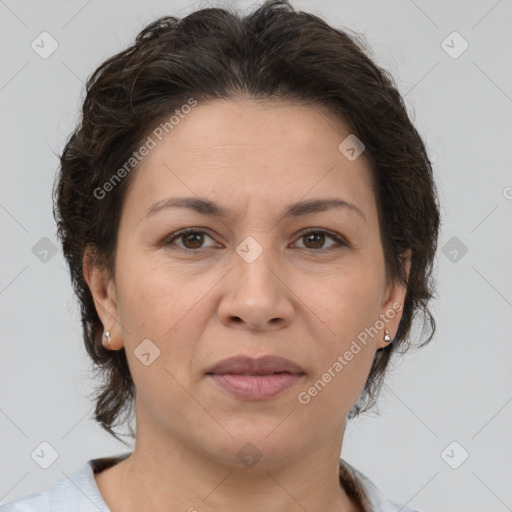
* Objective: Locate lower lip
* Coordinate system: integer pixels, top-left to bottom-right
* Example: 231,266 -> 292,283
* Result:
208,373 -> 304,400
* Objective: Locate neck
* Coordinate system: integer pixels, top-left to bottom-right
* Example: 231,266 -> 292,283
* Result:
95,412 -> 362,512
96,400 -> 361,512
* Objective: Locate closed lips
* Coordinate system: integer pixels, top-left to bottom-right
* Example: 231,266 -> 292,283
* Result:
206,355 -> 305,376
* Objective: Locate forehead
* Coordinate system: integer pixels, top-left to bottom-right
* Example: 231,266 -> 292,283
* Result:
122,98 -> 377,225
147,98 -> 360,166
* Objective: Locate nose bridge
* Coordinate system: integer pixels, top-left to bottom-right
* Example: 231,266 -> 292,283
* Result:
222,192 -> 290,292
232,230 -> 279,290
217,228 -> 294,329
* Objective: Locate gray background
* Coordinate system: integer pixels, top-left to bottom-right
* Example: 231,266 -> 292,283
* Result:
1,0 -> 511,511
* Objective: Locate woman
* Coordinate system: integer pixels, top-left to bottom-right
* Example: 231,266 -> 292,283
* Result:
2,1 -> 440,511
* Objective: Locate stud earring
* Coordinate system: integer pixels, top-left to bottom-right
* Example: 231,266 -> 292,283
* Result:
384,329 -> 391,343
103,330 -> 112,347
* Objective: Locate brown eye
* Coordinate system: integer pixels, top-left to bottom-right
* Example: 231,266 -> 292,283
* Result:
303,232 -> 325,249
164,229 -> 217,251
163,228 -> 346,253
294,229 -> 346,251
180,232 -> 205,249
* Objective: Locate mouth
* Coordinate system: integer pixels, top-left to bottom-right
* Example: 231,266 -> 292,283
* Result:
206,354 -> 305,375
206,355 -> 305,400
207,373 -> 305,400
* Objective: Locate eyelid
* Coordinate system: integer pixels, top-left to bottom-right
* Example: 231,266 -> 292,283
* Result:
295,228 -> 347,248
162,227 -> 348,252
162,227 -> 219,249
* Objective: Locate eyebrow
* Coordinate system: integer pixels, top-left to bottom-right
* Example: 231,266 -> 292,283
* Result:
144,197 -> 366,221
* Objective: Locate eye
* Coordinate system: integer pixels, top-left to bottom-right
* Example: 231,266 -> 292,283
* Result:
162,227 -> 347,253
163,228 -> 218,251
292,229 -> 346,251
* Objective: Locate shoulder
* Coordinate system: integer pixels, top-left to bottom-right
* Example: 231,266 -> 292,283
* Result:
356,470 -> 420,512
0,491 -> 49,511
0,469 -> 88,512
0,453 -> 131,512
339,458 -> 421,512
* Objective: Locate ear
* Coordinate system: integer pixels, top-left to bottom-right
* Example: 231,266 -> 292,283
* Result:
83,245 -> 122,350
376,249 -> 412,349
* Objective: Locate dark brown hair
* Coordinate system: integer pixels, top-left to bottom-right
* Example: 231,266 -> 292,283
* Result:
53,0 -> 441,444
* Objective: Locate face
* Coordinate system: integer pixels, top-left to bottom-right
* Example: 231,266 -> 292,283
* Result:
86,98 -> 409,468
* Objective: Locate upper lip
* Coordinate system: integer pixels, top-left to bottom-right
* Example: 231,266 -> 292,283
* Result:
206,355 -> 305,375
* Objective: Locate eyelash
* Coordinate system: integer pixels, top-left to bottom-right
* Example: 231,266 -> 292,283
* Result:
162,228 -> 347,253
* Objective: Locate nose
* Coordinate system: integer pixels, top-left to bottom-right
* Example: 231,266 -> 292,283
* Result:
217,237 -> 295,331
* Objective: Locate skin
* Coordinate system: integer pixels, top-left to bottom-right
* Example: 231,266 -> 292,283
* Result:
84,98 -> 410,512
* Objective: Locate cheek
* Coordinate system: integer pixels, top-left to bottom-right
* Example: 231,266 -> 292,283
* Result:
115,249 -> 191,328
114,251 -> 216,381
298,267 -> 381,406
298,293 -> 377,420
304,261 -> 383,339
297,351 -> 374,427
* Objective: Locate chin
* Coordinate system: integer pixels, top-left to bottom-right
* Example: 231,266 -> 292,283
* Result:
199,421 -> 306,470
